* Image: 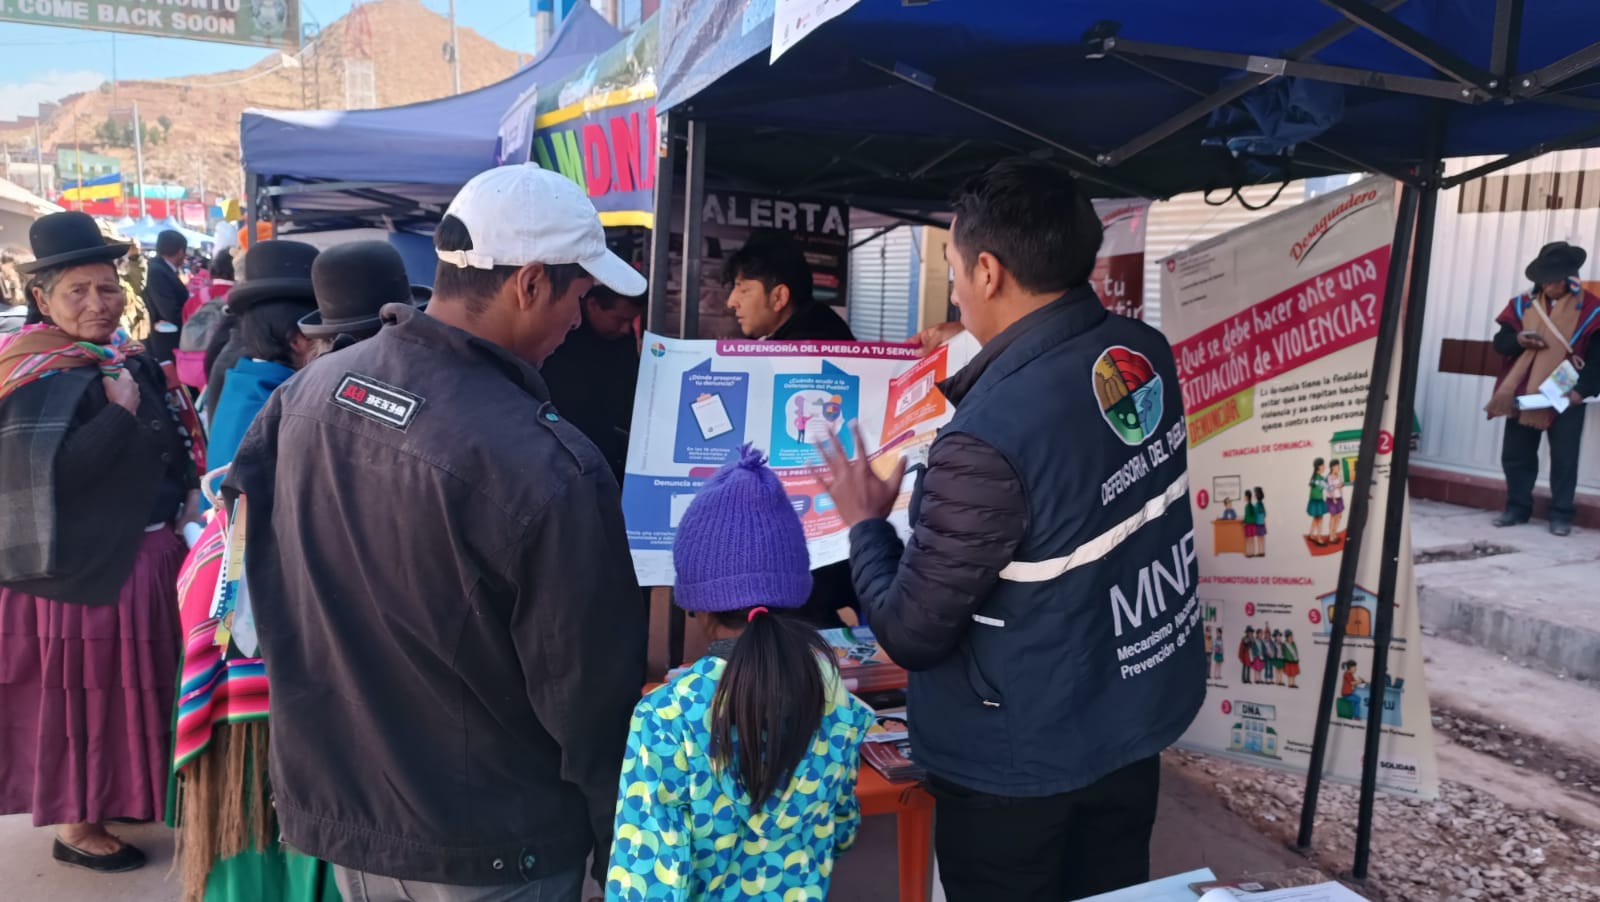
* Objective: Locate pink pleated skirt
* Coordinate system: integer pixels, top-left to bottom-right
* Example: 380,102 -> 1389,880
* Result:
0,528 -> 184,826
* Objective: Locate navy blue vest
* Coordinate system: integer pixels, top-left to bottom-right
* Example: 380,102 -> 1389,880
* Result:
908,294 -> 1204,797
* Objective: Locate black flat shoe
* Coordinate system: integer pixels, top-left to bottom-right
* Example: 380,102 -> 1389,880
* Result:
53,838 -> 146,873
1493,512 -> 1528,528
1551,520 -> 1573,537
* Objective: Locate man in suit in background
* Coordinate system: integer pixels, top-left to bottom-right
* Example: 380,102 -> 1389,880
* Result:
143,230 -> 188,362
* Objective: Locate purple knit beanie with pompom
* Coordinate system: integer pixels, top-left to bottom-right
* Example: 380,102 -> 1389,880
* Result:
672,444 -> 813,612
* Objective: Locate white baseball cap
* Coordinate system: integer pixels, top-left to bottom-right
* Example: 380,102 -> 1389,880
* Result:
436,164 -> 647,298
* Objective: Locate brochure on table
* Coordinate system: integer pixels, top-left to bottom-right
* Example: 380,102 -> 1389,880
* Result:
1078,868 -> 1215,902
1160,178 -> 1440,799
622,332 -> 978,586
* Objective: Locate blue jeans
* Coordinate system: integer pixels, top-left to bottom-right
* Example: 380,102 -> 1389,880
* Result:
334,865 -> 585,902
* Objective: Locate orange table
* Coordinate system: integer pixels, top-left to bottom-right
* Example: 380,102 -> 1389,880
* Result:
857,765 -> 935,902
643,682 -> 934,901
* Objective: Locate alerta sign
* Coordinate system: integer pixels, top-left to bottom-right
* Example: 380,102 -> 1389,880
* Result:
534,95 -> 658,229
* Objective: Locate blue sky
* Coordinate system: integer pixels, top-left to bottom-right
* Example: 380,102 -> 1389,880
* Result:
0,1 -> 550,120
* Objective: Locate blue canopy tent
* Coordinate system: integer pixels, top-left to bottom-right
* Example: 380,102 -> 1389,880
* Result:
650,0 -> 1600,878
124,216 -> 166,247
655,0 -> 1600,205
239,6 -> 621,235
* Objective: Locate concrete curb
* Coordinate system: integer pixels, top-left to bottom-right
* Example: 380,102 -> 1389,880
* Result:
1418,583 -> 1600,682
1409,501 -> 1600,681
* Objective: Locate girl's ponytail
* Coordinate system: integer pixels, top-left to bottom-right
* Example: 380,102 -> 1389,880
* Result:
710,609 -> 835,807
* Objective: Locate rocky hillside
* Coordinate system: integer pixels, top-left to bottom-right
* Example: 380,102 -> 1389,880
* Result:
0,0 -> 520,198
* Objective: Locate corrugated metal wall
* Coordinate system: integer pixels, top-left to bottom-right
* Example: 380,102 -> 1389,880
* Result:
1142,182 -> 1310,330
847,225 -> 918,341
1416,148 -> 1600,492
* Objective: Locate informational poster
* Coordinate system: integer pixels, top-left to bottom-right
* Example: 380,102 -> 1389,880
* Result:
1161,179 -> 1439,798
771,0 -> 860,61
623,332 -> 978,585
1092,198 -> 1152,319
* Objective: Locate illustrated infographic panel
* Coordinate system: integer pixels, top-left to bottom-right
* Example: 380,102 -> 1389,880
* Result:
1161,179 -> 1439,799
623,333 -> 978,586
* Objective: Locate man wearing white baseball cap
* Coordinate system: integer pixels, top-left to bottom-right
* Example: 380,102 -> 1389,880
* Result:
225,164 -> 648,901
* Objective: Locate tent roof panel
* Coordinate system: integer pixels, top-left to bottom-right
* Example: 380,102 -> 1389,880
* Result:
242,7 -> 621,187
660,0 -> 1600,201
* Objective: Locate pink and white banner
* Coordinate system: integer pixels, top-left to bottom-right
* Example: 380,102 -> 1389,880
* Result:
1093,199 -> 1152,320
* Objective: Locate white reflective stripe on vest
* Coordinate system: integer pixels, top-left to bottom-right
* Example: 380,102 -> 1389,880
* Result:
997,472 -> 1190,583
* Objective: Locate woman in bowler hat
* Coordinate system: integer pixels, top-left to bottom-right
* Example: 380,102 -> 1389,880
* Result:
170,239 -> 417,902
204,240 -> 321,476
0,211 -> 203,872
299,240 -> 420,357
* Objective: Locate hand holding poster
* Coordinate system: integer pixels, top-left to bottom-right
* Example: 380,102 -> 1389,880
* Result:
623,333 -> 977,585
1161,179 -> 1439,798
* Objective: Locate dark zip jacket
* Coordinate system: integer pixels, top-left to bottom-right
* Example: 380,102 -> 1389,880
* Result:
227,305 -> 646,885
850,287 -> 1204,796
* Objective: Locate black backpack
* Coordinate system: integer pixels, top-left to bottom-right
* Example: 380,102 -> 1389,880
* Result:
180,297 -> 228,353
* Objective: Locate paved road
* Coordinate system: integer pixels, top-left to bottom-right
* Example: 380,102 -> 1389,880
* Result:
1,757 -> 1310,901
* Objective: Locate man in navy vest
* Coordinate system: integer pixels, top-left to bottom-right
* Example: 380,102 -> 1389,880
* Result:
819,159 -> 1204,901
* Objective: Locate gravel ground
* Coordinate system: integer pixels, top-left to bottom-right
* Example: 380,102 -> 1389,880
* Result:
1167,742 -> 1600,901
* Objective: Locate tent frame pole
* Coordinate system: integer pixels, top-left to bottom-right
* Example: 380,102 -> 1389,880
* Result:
678,118 -> 708,341
1318,0 -> 1498,89
1353,154 -> 1441,880
1491,0 -> 1524,78
858,59 -> 1160,199
648,114 -> 681,336
1294,178 -> 1419,852
245,172 -> 259,249
264,176 -> 277,238
265,179 -> 402,196
664,117 -> 710,670
1102,49 -> 1418,187
1091,0 -> 1410,167
1512,40 -> 1600,96
1091,36 -> 1493,102
1441,120 -> 1600,189
850,205 -> 950,230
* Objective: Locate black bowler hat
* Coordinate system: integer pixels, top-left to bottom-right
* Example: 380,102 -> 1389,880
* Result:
301,241 -> 411,340
228,240 -> 320,313
1525,241 -> 1587,285
18,211 -> 130,274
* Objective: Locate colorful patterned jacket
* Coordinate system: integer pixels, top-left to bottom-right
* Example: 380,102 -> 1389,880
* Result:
607,655 -> 872,901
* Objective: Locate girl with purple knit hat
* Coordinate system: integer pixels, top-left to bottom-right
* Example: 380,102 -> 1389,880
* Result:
607,445 -> 873,901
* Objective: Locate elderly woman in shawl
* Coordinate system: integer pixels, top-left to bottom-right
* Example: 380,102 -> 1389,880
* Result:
1485,241 -> 1600,537
168,240 -> 415,902
0,211 -> 202,873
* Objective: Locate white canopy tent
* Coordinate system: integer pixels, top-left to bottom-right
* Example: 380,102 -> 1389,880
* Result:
0,178 -> 62,250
